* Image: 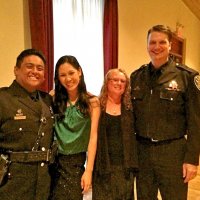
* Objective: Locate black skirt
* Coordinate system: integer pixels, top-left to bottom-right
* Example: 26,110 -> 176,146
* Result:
50,152 -> 86,200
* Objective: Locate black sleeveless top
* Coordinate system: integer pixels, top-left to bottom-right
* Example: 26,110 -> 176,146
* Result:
105,113 -> 123,165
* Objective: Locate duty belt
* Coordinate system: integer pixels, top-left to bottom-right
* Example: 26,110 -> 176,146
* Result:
136,135 -> 184,144
8,150 -> 54,163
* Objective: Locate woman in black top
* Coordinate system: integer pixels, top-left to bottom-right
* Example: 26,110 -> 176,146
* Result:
93,69 -> 138,200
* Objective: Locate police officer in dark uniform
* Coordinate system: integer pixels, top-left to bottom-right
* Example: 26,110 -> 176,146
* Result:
0,49 -> 55,200
130,25 -> 200,200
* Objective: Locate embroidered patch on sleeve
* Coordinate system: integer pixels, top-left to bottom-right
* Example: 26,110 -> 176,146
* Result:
194,75 -> 200,91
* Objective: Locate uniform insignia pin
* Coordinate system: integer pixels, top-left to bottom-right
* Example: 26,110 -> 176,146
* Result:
14,109 -> 26,120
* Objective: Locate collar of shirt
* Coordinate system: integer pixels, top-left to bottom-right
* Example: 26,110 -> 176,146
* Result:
29,91 -> 39,101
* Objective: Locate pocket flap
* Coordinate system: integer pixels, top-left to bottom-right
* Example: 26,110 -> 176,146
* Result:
131,90 -> 145,100
160,90 -> 179,101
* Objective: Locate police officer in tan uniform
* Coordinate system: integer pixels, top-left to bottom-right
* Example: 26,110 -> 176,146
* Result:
0,49 -> 55,200
130,25 -> 200,200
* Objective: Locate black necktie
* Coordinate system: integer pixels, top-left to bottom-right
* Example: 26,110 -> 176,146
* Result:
30,92 -> 39,102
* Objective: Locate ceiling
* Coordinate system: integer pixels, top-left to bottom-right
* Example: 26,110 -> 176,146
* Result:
182,0 -> 200,20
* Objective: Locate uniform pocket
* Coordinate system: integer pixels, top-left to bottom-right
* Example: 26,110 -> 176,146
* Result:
159,89 -> 184,116
131,90 -> 145,100
160,89 -> 180,101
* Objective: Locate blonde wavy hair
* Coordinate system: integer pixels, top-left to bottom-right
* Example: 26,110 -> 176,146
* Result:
99,68 -> 133,111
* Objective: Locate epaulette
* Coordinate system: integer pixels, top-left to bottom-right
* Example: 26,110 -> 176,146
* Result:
0,87 -> 9,93
175,62 -> 198,74
140,64 -> 148,69
131,64 -> 148,75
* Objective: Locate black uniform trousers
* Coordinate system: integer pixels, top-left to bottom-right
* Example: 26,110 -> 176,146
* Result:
136,137 -> 187,200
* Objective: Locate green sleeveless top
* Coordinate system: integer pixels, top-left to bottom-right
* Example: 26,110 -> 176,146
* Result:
55,102 -> 91,155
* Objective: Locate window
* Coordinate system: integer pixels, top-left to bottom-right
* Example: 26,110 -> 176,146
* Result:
53,0 -> 104,95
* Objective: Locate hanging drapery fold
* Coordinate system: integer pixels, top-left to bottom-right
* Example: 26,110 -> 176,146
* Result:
28,0 -> 117,90
28,0 -> 54,92
103,0 -> 118,75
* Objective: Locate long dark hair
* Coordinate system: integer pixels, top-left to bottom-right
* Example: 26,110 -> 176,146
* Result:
54,55 -> 90,120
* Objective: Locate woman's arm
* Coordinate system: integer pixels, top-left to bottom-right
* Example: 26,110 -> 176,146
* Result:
81,96 -> 100,193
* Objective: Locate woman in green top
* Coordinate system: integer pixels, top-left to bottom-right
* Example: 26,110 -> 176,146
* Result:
51,56 -> 100,200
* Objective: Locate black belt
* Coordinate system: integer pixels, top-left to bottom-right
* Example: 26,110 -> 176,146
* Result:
136,135 -> 184,144
8,150 -> 53,163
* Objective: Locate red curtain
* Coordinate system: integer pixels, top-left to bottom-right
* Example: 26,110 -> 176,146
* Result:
28,0 -> 54,92
103,0 -> 118,75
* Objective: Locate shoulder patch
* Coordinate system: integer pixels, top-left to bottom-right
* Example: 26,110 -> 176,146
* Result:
194,75 -> 200,90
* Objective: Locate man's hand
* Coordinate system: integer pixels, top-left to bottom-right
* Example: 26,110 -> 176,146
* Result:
183,163 -> 198,183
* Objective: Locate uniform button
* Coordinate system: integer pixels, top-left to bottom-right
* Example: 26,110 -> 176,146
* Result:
41,162 -> 45,167
19,128 -> 23,131
8,173 -> 12,179
41,147 -> 46,151
41,132 -> 45,137
41,117 -> 47,124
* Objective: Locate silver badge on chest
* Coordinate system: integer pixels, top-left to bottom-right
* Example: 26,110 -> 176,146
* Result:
168,80 -> 178,90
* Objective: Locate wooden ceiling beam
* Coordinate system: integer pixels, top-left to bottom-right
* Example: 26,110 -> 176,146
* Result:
182,0 -> 200,21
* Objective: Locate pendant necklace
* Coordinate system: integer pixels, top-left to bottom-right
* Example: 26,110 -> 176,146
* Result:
108,96 -> 121,115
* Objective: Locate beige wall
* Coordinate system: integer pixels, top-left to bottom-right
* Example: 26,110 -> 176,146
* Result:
118,0 -> 200,75
0,0 -> 200,87
0,0 -> 31,87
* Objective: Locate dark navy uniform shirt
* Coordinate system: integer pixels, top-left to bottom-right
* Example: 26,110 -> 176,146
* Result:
0,80 -> 54,200
130,59 -> 200,165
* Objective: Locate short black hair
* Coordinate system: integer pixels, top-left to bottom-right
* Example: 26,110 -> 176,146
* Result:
16,48 -> 46,67
147,25 -> 173,42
